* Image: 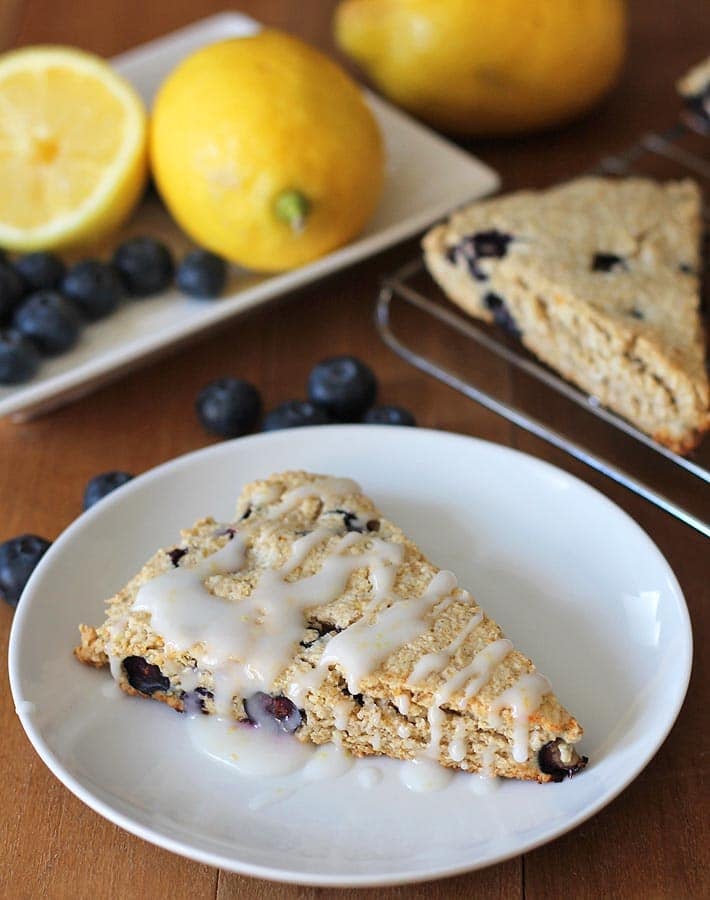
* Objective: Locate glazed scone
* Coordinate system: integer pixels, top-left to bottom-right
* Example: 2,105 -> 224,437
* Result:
423,176 -> 709,453
677,56 -> 710,123
75,470 -> 587,784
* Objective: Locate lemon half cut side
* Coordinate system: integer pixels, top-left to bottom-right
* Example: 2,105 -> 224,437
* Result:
0,45 -> 148,252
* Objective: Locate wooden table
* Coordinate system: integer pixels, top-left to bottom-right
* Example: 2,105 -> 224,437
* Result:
1,2 -> 708,897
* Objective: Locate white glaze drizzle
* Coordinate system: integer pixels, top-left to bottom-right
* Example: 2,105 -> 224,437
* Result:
408,605 -> 483,684
320,570 -> 459,694
488,672 -> 552,763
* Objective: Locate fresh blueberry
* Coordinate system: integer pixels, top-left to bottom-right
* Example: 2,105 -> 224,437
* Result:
113,236 -> 175,297
362,405 -> 417,426
83,471 -> 135,510
262,400 -> 333,431
13,291 -> 81,355
61,260 -> 123,321
195,377 -> 261,438
591,253 -> 626,272
243,692 -> 303,733
0,534 -> 51,608
307,355 -> 377,421
177,250 -> 227,299
122,656 -> 170,695
14,252 -> 66,292
0,330 -> 40,384
0,264 -> 25,324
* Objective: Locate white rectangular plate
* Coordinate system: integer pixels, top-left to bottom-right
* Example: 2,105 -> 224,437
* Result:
0,12 -> 498,420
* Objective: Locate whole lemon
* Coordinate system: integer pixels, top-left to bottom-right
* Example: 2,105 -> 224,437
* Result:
335,0 -> 626,135
150,31 -> 384,272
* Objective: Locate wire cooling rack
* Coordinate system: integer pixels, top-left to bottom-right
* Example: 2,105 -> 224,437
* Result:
375,113 -> 710,538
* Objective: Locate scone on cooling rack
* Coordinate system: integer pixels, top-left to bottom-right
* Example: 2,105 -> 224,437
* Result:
423,176 -> 709,454
75,470 -> 587,784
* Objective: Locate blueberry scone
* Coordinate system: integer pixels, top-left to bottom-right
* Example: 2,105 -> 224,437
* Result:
677,56 -> 710,124
423,176 -> 708,453
75,471 -> 587,784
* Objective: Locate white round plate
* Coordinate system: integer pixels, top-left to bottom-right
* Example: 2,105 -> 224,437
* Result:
9,426 -> 692,887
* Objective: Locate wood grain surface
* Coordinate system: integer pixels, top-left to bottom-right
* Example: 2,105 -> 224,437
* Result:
1,2 -> 708,898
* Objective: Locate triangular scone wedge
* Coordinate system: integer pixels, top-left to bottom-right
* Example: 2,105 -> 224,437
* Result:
423,176 -> 709,453
75,470 -> 587,783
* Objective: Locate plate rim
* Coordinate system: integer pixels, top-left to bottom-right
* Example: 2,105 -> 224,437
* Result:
0,12 -> 499,420
8,426 -> 694,886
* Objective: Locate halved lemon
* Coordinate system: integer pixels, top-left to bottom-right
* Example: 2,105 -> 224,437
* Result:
0,45 -> 148,252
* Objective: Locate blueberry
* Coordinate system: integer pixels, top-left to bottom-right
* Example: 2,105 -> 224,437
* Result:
83,471 -> 134,510
307,355 -> 377,421
177,250 -> 227,299
14,252 -> 66,292
113,236 -> 175,297
0,263 -> 25,324
362,405 -> 416,427
0,534 -> 51,608
452,230 -> 513,281
195,377 -> 261,438
484,292 -> 521,337
0,330 -> 40,384
591,253 -> 626,272
13,290 -> 81,355
243,691 -> 303,733
167,547 -> 188,567
61,260 -> 123,321
262,399 -> 333,431
122,656 -> 170,695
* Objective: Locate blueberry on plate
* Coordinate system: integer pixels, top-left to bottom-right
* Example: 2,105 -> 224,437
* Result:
0,330 -> 40,384
14,252 -> 66,292
362,405 -> 416,427
83,471 -> 135,511
262,399 -> 333,431
177,250 -> 227,299
0,263 -> 26,324
307,355 -> 377,421
61,260 -> 123,321
195,377 -> 261,438
113,236 -> 175,297
13,290 -> 81,355
0,534 -> 51,608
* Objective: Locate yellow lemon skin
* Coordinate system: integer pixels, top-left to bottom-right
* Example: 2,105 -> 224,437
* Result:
335,0 -> 626,136
150,31 -> 384,272
0,45 -> 148,253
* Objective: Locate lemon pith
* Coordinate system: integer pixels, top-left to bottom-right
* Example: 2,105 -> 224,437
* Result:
150,31 -> 384,272
0,45 -> 148,252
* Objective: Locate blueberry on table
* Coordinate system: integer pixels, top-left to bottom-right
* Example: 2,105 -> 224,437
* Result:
195,377 -> 261,438
61,260 -> 123,321
13,291 -> 81,355
0,264 -> 26,324
262,399 -> 333,431
177,250 -> 227,299
362,405 -> 416,427
14,252 -> 66,291
0,534 -> 51,608
83,471 -> 135,511
307,355 -> 377,421
112,236 -> 175,297
0,330 -> 40,384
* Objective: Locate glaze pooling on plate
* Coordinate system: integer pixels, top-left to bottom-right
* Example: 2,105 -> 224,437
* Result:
74,470 -> 587,784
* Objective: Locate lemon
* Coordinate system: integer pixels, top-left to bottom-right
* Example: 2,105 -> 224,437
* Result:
150,31 -> 384,272
335,0 -> 626,136
0,45 -> 148,252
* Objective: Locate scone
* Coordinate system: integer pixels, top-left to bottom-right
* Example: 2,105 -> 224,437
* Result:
75,470 -> 587,784
677,56 -> 710,123
422,176 -> 709,454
